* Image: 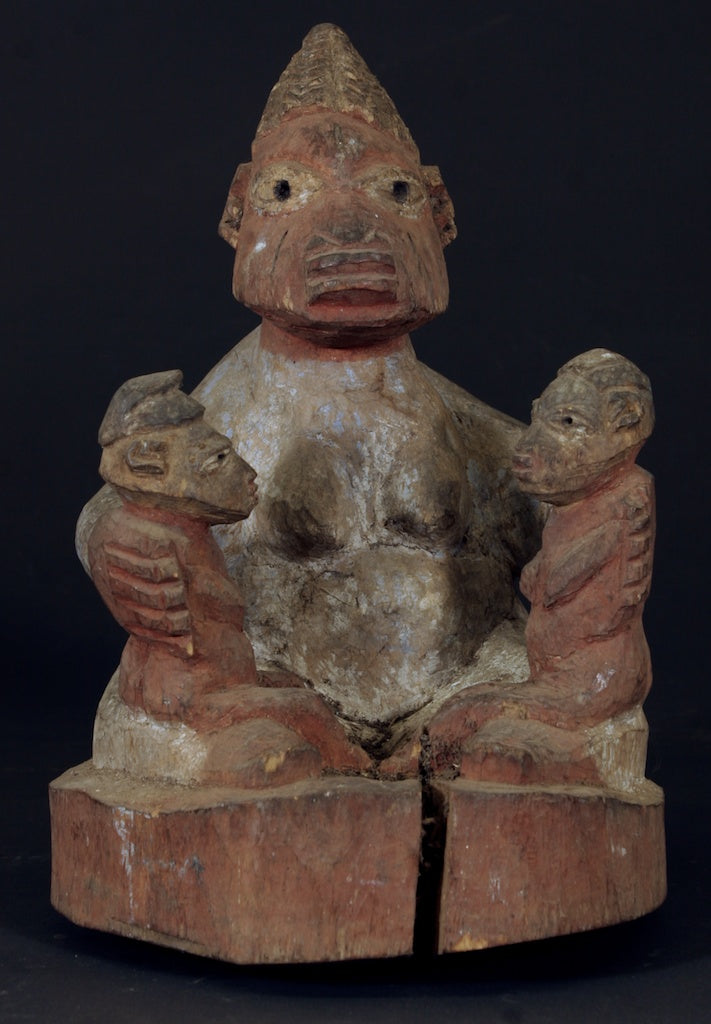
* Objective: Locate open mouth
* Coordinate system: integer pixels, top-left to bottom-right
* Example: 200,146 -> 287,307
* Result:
511,453 -> 534,476
306,250 -> 397,305
511,463 -> 540,490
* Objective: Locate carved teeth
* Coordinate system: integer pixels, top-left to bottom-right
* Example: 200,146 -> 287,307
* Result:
306,250 -> 396,276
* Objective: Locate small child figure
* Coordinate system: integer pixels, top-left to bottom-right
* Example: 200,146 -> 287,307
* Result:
89,370 -> 259,723
426,349 -> 655,784
513,348 -> 655,725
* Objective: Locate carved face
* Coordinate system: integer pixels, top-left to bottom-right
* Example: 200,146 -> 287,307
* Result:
512,375 -> 645,505
102,419 -> 258,524
225,113 -> 452,346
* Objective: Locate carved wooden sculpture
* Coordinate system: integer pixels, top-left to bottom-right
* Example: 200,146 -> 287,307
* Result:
428,349 -> 656,787
516,348 -> 655,727
51,25 -> 665,964
90,369 -> 259,723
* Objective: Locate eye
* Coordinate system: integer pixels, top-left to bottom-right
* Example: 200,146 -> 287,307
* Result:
360,168 -> 427,216
251,163 -> 323,214
201,448 -> 232,473
553,409 -> 592,432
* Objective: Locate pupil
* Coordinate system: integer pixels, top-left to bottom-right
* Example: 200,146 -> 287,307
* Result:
273,179 -> 291,201
392,180 -> 409,202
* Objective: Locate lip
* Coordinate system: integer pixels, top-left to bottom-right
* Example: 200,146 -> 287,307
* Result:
306,249 -> 397,303
511,458 -> 537,486
512,454 -> 532,473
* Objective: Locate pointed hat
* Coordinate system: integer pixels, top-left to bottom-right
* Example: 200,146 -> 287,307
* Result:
255,24 -> 417,153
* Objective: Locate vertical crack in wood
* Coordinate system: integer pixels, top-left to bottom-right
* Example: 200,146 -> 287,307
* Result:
413,764 -> 448,955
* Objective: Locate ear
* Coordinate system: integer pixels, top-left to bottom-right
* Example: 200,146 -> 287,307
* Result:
608,390 -> 644,431
422,165 -> 457,248
125,438 -> 169,476
218,162 -> 252,249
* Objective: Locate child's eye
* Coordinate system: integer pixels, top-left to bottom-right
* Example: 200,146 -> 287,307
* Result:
201,449 -> 231,473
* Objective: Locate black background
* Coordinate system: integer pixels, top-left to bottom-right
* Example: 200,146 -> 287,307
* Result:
2,2 -> 709,1020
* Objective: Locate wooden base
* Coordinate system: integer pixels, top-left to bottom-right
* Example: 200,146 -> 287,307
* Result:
435,778 -> 666,953
50,764 -> 666,963
50,763 -> 421,964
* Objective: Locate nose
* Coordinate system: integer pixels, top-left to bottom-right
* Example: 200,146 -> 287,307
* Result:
514,422 -> 542,458
237,456 -> 257,484
326,213 -> 376,245
306,192 -> 380,248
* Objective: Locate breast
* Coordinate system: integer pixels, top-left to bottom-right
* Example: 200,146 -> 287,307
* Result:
380,420 -> 471,546
258,435 -> 357,557
256,401 -> 472,559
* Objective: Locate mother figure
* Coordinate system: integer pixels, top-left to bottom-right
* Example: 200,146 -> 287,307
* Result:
79,24 -> 539,770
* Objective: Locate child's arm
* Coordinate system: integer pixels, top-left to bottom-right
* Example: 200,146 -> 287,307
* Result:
88,509 -> 195,657
542,520 -> 622,608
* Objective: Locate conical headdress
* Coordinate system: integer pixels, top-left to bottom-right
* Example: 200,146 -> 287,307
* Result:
255,24 -> 417,153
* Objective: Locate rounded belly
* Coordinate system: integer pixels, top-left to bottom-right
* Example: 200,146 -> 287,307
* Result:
237,541 -> 511,726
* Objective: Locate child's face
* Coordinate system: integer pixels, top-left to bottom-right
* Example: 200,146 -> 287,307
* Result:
105,418 -> 258,524
163,419 -> 258,524
512,377 -> 636,506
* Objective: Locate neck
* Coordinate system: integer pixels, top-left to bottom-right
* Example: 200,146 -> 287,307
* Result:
259,318 -> 410,362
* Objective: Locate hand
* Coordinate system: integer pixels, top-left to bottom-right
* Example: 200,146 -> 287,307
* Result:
88,502 -> 194,656
621,480 -> 655,606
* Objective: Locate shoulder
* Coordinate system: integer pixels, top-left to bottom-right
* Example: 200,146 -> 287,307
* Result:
416,361 -> 542,564
614,465 -> 655,516
418,363 -> 526,461
191,326 -> 262,430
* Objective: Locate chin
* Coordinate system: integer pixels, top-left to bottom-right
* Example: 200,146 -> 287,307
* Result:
259,299 -> 434,346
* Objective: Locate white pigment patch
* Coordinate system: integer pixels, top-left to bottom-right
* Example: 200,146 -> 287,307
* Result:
113,808 -> 136,919
593,667 -> 616,693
